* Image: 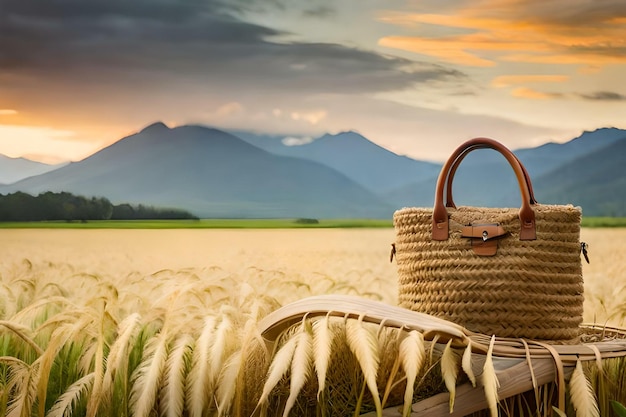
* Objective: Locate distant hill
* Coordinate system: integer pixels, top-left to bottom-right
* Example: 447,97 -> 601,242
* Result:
0,155 -> 64,185
2,123 -> 623,218
382,128 -> 626,213
515,127 -> 626,177
232,130 -> 441,192
534,138 -> 626,216
0,123 -> 395,218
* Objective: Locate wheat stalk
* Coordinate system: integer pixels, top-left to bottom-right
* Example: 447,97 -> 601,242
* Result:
399,330 -> 425,417
209,315 -> 234,389
312,314 -> 332,399
5,358 -> 37,417
216,351 -> 242,417
380,327 -> 403,407
78,340 -> 98,378
0,320 -> 44,356
46,373 -> 95,417
129,329 -> 170,417
282,320 -> 313,417
162,333 -> 193,417
100,312 -> 141,412
86,312 -> 106,417
35,312 -> 95,417
345,315 -> 382,416
230,317 -> 267,417
256,334 -> 299,411
570,359 -> 600,417
482,335 -> 500,417
441,339 -> 459,413
186,315 -> 216,417
462,339 -> 476,387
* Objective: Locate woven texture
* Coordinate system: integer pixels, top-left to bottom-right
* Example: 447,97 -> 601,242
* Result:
394,204 -> 584,341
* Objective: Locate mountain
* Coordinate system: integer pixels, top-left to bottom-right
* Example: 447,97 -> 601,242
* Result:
0,122 -> 395,218
383,128 -> 626,212
515,127 -> 626,177
231,130 -> 441,193
533,138 -> 626,216
2,123 -> 623,218
0,155 -> 64,185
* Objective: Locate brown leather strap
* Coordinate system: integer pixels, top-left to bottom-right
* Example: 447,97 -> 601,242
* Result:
445,144 -> 537,208
432,138 -> 536,241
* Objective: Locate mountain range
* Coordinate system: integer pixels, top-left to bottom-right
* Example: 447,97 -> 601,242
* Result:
0,155 -> 64,185
1,123 -> 624,218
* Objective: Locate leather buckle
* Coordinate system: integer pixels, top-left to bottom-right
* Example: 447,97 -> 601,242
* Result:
461,223 -> 509,256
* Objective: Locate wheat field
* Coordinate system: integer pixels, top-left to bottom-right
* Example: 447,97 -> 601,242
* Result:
0,227 -> 624,416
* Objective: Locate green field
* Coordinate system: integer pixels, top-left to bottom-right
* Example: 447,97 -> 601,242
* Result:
0,218 -> 394,229
0,217 -> 624,228
581,217 -> 626,227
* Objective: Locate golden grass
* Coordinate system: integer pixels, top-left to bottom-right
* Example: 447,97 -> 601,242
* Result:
0,228 -> 623,416
581,228 -> 626,327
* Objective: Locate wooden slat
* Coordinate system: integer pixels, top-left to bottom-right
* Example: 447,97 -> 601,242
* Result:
362,356 -> 575,416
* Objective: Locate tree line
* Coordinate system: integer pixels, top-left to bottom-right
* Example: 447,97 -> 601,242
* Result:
0,191 -> 197,221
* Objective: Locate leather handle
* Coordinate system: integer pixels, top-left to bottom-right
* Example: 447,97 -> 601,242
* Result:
445,144 -> 537,208
432,138 -> 536,241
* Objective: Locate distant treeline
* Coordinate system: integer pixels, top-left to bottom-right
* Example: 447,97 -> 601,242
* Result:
0,191 -> 197,221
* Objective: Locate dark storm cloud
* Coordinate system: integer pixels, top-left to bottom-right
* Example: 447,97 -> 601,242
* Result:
0,0 -> 463,95
0,0 -> 277,67
1,0 -> 218,21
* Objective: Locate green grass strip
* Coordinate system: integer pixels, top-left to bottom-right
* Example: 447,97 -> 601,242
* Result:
1,217 -> 624,229
0,218 -> 394,229
581,217 -> 626,228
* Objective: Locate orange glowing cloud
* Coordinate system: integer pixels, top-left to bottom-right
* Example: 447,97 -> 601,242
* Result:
511,87 -> 563,100
378,36 -> 497,67
491,75 -> 570,88
377,3 -> 626,68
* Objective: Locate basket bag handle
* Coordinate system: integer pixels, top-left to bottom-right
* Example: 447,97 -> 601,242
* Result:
445,143 -> 537,208
432,138 -> 537,241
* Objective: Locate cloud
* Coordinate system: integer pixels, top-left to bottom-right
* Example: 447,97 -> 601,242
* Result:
309,94 -> 569,161
0,0 -> 463,96
0,0 -> 472,153
379,36 -> 497,67
302,5 -> 336,19
0,109 -> 18,116
473,0 -> 626,27
4,0 -> 621,164
282,136 -> 314,146
215,102 -> 245,118
491,75 -> 570,88
290,110 -> 327,125
578,91 -> 626,101
509,88 -> 626,102
378,0 -> 626,68
511,88 -> 564,100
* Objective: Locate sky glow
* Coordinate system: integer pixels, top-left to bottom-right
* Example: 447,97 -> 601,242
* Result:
1,0 -> 625,163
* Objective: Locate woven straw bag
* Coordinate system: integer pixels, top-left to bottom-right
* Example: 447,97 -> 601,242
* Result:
393,138 -> 585,342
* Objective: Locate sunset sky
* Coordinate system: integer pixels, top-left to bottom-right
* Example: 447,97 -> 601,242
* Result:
1,0 -> 625,163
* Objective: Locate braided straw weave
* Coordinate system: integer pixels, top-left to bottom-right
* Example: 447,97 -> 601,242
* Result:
394,204 -> 584,341
394,138 -> 584,342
